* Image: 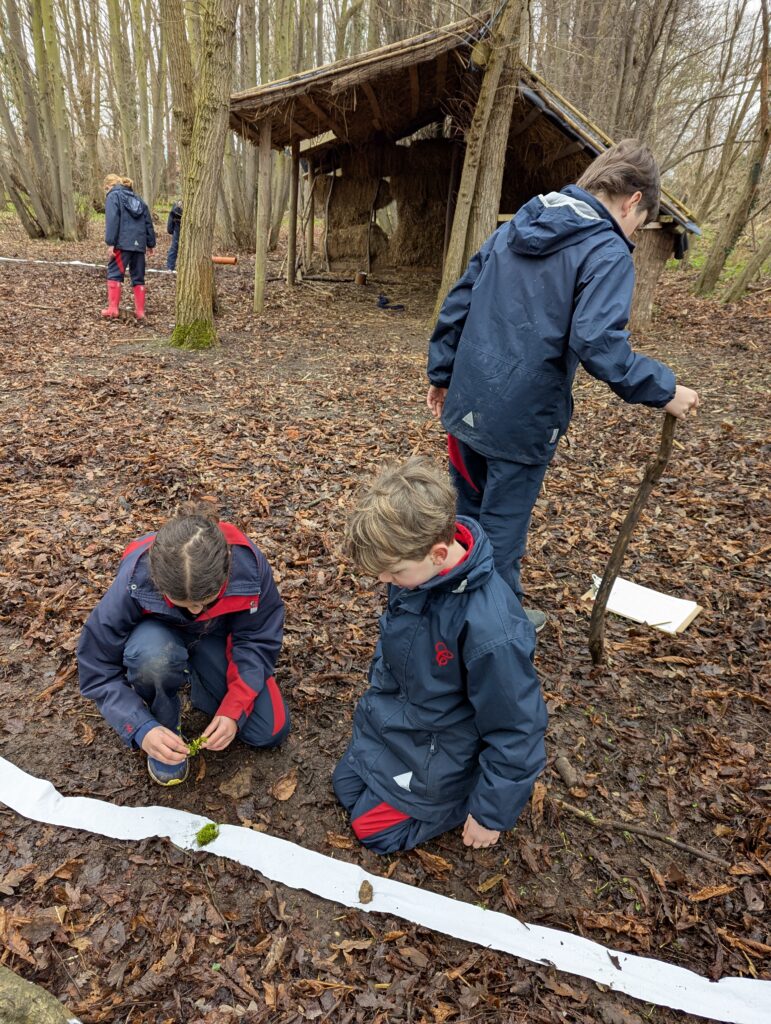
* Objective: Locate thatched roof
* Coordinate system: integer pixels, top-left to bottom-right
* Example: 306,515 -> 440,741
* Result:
230,13 -> 698,233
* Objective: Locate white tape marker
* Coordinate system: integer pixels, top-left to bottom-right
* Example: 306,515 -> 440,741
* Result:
1,757 -> 768,1024
0,255 -> 173,274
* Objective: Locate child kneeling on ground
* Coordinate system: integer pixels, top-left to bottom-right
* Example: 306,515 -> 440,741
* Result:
333,458 -> 547,854
77,505 -> 289,785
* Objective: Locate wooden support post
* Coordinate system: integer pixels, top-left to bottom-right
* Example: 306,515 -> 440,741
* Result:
287,139 -> 300,286
588,414 -> 678,666
253,118 -> 272,314
443,142 -> 463,268
305,163 -> 315,266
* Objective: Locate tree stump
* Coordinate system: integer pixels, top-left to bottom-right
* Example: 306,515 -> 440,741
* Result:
0,965 -> 81,1024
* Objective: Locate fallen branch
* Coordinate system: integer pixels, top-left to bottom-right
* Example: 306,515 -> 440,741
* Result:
589,413 -> 678,665
552,797 -> 731,867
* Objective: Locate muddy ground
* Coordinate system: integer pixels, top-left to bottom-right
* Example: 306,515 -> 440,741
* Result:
0,217 -> 768,1024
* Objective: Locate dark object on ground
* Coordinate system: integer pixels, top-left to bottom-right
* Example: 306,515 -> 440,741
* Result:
377,292 -> 405,312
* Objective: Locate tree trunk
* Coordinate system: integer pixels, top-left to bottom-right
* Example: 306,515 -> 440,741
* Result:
161,0 -> 196,182
629,225 -> 674,330
722,228 -> 771,302
435,0 -> 525,316
0,964 -> 81,1024
170,0 -> 241,349
253,118 -> 273,313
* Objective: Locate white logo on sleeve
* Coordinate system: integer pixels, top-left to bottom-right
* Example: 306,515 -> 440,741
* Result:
393,771 -> 413,791
462,411 -> 475,428
550,428 -> 559,443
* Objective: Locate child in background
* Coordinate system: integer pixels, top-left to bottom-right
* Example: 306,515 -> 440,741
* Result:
101,174 -> 156,321
77,506 -> 290,785
333,459 -> 547,854
166,200 -> 183,271
427,140 -> 700,630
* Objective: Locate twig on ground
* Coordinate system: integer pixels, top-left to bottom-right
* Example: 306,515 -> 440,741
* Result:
552,797 -> 731,867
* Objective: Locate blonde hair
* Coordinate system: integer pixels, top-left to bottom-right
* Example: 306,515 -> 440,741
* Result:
103,173 -> 133,192
345,458 -> 456,576
576,139 -> 660,223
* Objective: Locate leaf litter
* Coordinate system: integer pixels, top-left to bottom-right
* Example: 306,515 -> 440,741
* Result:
0,222 -> 768,1022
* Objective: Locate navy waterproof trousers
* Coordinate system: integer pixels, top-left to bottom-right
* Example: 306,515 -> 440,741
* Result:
107,249 -> 146,286
447,436 -> 548,601
123,619 -> 290,749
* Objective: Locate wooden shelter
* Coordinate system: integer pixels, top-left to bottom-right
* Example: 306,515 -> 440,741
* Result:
231,13 -> 699,322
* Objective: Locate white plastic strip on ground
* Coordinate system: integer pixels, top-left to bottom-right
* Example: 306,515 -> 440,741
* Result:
1,757 -> 768,1023
0,255 -> 173,274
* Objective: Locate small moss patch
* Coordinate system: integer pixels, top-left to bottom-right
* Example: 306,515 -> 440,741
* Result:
196,823 -> 220,847
187,735 -> 208,756
170,319 -> 218,350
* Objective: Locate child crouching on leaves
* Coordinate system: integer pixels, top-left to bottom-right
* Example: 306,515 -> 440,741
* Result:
333,458 -> 547,854
77,505 -> 290,785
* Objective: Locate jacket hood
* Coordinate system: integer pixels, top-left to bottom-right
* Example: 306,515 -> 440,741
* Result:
507,184 -> 633,257
119,188 -> 145,220
421,517 -> 495,595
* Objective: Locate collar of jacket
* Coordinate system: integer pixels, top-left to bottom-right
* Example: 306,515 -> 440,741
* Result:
561,185 -> 636,253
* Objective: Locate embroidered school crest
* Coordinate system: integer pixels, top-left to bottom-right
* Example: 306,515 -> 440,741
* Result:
434,642 -> 454,667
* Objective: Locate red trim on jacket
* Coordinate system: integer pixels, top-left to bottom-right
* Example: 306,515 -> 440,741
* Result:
218,634 -> 258,720
264,676 -> 286,735
122,535 -> 154,560
438,521 -> 475,577
352,802 -> 411,840
447,435 -> 480,493
196,593 -> 259,622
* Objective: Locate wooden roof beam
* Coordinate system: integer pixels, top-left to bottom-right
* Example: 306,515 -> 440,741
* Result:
298,94 -> 347,140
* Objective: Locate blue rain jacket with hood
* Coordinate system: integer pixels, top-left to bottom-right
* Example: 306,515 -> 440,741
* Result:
77,523 -> 284,749
105,184 -> 156,253
427,185 -> 676,466
342,518 -> 547,832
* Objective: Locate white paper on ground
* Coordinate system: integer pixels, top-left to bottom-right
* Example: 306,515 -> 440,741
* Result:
589,575 -> 702,634
1,757 -> 768,1024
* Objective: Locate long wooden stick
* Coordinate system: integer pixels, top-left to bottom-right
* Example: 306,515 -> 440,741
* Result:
589,413 -> 677,665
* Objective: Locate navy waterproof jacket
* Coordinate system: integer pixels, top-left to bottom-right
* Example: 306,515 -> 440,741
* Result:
105,185 -> 156,253
343,518 -> 547,832
167,202 -> 182,236
77,523 -> 284,749
427,186 -> 676,465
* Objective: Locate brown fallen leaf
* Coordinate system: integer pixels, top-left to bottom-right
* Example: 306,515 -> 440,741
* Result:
0,863 -> 35,896
219,766 -> 253,801
687,883 -> 736,902
531,779 -> 547,830
413,848 -> 452,877
326,831 -> 355,850
477,872 -> 504,894
270,768 -> 298,801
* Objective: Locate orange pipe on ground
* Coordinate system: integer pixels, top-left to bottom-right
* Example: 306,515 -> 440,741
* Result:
212,255 -> 238,265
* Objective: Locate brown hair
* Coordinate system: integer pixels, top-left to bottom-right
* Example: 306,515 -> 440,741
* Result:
345,458 -> 456,576
576,139 -> 660,223
149,503 -> 230,603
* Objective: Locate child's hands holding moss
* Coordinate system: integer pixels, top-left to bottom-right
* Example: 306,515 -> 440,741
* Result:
141,726 -> 189,764
202,714 -> 238,751
462,814 -> 500,849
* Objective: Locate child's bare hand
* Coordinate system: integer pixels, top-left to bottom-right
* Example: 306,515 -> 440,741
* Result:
202,715 -> 237,751
141,726 -> 188,764
664,385 -> 700,419
426,385 -> 448,418
462,814 -> 500,849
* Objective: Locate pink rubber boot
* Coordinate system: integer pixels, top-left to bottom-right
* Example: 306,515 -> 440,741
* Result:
101,280 -> 121,319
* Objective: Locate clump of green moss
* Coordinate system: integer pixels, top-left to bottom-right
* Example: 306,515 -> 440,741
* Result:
196,823 -> 220,847
169,319 -> 218,350
187,735 -> 208,756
